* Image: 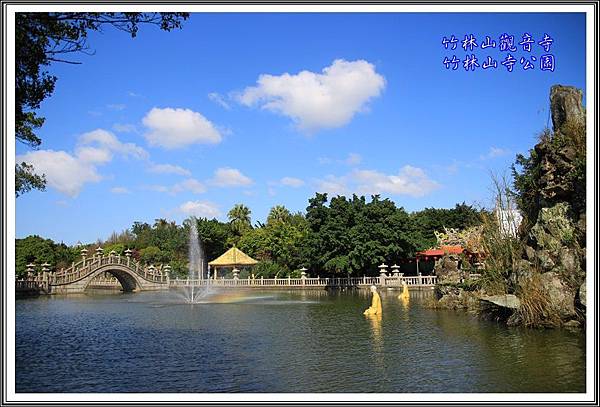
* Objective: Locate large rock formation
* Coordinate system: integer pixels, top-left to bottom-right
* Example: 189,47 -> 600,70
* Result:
433,85 -> 586,328
511,85 -> 587,327
433,254 -> 469,284
550,85 -> 585,132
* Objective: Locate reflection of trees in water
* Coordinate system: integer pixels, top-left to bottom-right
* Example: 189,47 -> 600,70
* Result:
433,310 -> 585,392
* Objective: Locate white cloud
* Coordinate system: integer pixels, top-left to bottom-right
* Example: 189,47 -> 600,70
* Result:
112,123 -> 137,133
315,175 -> 349,196
179,200 -> 221,218
146,178 -> 206,195
236,59 -> 385,132
480,147 -> 510,160
110,187 -> 130,194
16,130 -> 148,197
75,146 -> 112,164
208,92 -> 231,109
147,163 -> 191,176
345,153 -> 362,166
172,178 -> 206,194
142,107 -> 222,149
280,177 -> 305,187
314,165 -> 439,198
210,167 -> 253,187
16,150 -> 101,197
78,129 -> 148,160
107,103 -> 126,111
352,166 -> 439,197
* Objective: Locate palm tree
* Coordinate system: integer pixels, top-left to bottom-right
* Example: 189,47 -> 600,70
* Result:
228,204 -> 252,235
267,205 -> 291,225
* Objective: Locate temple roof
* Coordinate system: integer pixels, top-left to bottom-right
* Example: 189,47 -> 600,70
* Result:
208,246 -> 258,267
417,245 -> 466,257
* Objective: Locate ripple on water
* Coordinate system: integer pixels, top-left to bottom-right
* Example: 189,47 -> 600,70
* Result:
15,290 -> 585,393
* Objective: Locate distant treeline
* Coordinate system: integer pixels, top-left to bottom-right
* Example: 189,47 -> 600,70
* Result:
15,193 -> 484,278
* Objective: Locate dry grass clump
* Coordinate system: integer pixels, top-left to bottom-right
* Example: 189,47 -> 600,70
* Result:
514,274 -> 561,328
477,174 -> 527,295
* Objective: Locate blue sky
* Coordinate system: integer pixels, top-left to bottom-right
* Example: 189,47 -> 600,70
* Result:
15,12 -> 586,244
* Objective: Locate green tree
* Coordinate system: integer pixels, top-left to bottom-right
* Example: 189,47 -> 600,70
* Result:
15,163 -> 46,197
15,12 -> 189,195
302,193 -> 417,276
408,203 -> 483,251
15,235 -> 78,277
228,204 -> 252,237
266,205 -> 292,225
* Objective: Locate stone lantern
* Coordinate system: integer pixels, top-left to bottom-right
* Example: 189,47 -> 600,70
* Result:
232,267 -> 240,280
124,248 -> 132,266
80,248 -> 88,265
95,247 -> 104,260
300,267 -> 308,286
391,264 -> 400,278
26,263 -> 36,280
109,250 -> 117,259
41,262 -> 51,282
163,265 -> 171,283
378,263 -> 388,287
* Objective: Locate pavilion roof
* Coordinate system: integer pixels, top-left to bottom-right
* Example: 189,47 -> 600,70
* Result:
208,246 -> 258,267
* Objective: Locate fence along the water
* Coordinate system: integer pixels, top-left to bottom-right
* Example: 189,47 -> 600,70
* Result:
167,274 -> 469,288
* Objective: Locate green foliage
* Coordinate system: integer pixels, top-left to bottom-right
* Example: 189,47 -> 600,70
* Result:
303,194 -> 416,275
15,199 -> 484,280
227,203 -> 252,240
15,163 -> 46,197
512,119 -> 586,231
408,203 -> 484,251
15,12 -> 189,195
103,243 -> 125,255
190,217 -> 232,263
266,205 -> 292,225
238,205 -> 307,273
15,235 -> 78,277
252,260 -> 282,278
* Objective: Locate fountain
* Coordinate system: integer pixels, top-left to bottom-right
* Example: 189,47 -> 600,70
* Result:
179,218 -> 210,303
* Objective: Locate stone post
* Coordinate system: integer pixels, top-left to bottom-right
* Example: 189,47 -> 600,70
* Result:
378,263 -> 388,287
80,248 -> 88,266
164,265 -> 171,284
125,248 -> 132,266
391,264 -> 400,280
41,262 -> 50,281
300,267 -> 307,286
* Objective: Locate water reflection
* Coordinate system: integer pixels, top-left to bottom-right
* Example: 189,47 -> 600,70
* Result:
15,289 -> 585,393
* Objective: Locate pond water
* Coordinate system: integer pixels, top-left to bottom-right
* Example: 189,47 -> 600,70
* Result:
16,289 -> 585,393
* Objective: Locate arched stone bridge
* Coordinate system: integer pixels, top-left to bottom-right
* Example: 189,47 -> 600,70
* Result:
50,253 -> 170,294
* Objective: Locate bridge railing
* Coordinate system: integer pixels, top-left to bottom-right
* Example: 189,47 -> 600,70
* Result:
52,254 -> 168,285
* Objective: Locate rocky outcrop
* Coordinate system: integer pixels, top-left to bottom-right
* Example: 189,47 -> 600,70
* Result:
509,85 -> 586,328
480,294 -> 520,310
432,85 -> 586,329
550,85 -> 585,132
433,284 -> 479,311
433,254 -> 469,284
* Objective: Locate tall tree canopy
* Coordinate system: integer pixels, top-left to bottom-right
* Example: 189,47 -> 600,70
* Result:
15,12 -> 189,196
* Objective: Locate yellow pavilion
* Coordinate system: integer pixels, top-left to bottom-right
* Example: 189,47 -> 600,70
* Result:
208,246 -> 258,279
